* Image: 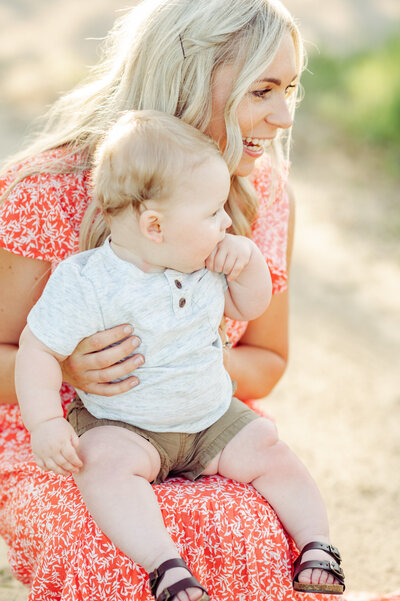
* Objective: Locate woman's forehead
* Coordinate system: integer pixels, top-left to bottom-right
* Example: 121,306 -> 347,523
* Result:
213,33 -> 296,93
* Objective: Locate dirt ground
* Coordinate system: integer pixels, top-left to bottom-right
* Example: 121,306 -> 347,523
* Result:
0,0 -> 399,598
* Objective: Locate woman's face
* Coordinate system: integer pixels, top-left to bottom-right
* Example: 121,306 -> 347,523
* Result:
206,32 -> 298,177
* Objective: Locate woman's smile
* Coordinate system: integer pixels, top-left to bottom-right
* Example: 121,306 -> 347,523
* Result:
242,137 -> 273,158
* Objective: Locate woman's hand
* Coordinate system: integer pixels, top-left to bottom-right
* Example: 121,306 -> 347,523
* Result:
60,324 -> 144,396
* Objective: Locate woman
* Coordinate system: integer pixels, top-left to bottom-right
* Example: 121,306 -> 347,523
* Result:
0,1 -> 333,599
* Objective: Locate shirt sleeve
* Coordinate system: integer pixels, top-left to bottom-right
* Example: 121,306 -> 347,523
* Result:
27,260 -> 104,356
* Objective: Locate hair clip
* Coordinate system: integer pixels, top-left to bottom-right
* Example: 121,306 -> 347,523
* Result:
179,34 -> 186,59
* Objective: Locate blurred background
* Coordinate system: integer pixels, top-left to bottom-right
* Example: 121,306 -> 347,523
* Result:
0,0 -> 399,598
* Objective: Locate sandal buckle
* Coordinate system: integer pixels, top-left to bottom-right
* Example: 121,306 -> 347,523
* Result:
328,544 -> 341,562
329,560 -> 344,578
149,568 -> 159,593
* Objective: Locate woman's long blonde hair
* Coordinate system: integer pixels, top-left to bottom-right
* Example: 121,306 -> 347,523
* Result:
1,0 -> 304,249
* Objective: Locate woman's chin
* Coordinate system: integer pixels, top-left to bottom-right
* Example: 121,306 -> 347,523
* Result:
234,152 -> 259,177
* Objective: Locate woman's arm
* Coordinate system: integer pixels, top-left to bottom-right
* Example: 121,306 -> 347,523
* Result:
0,247 -> 51,403
0,247 -> 143,404
224,184 -> 295,400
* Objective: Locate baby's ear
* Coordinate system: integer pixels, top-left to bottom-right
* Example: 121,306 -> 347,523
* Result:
139,210 -> 164,243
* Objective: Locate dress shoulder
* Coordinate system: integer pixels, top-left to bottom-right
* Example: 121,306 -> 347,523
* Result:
0,150 -> 90,263
250,156 -> 290,295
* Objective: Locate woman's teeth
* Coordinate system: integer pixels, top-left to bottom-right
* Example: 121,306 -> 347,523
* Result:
243,137 -> 272,150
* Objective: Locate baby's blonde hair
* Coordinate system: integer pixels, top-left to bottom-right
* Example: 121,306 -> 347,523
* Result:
88,110 -> 224,248
1,0 -> 304,247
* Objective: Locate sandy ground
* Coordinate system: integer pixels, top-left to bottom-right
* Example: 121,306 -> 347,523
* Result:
0,1 -> 399,598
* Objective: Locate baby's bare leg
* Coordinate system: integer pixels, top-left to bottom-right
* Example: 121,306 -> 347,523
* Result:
203,418 -> 338,587
74,426 -> 202,601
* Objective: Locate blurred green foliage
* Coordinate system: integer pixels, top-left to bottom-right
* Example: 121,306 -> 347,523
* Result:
301,35 -> 400,175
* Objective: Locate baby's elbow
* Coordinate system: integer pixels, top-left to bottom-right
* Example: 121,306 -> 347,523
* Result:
247,284 -> 272,321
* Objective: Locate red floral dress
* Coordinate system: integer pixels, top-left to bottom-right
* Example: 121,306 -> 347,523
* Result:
0,151 -> 368,601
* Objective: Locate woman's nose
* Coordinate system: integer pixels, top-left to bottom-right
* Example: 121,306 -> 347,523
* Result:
266,94 -> 293,130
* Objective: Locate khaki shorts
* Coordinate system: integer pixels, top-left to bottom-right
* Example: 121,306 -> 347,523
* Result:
67,396 -> 258,484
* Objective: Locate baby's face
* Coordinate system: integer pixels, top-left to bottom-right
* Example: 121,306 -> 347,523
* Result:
160,156 -> 231,273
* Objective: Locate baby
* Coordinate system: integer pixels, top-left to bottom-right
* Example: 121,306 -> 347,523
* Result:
16,110 -> 344,601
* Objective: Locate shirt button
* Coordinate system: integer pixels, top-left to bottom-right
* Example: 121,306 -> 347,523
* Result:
175,279 -> 182,289
179,298 -> 186,308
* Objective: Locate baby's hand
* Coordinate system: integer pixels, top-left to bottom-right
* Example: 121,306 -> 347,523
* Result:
30,417 -> 83,476
205,234 -> 253,281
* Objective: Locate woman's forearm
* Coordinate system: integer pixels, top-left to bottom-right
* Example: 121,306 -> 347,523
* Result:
0,343 -> 18,404
226,343 -> 287,401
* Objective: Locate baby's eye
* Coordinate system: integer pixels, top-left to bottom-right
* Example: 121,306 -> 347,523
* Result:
251,88 -> 272,99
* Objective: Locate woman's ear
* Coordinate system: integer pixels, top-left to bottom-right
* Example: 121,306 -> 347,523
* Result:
139,210 -> 164,243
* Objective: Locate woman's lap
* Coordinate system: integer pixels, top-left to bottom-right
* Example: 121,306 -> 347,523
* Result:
0,406 -> 342,600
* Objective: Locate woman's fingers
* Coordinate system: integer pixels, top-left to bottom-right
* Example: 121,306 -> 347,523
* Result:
82,335 -> 142,371
78,324 -> 134,354
90,354 -> 143,383
61,325 -> 144,391
82,375 -> 140,397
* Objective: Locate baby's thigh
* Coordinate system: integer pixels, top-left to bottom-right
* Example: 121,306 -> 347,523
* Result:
77,425 -> 161,482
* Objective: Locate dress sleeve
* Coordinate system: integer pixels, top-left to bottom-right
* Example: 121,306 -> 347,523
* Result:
0,167 -> 89,263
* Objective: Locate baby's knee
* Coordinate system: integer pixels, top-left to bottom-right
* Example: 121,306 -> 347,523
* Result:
251,418 -> 280,451
77,426 -> 159,480
77,428 -> 116,470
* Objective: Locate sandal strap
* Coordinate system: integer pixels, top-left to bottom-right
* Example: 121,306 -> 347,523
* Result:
293,559 -> 345,587
297,541 -> 342,564
157,577 -> 208,601
149,558 -> 187,595
148,557 -> 209,601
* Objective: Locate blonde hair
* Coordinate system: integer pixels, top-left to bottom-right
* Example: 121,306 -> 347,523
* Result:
1,0 -> 304,247
88,109 -> 224,249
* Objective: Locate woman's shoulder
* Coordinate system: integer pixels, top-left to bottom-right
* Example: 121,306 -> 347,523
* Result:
1,147 -> 89,190
0,148 -> 91,263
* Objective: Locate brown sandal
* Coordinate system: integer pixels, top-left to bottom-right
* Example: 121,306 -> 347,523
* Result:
149,557 -> 210,601
293,541 -> 345,594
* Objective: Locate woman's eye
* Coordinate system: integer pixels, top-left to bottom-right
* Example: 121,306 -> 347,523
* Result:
285,83 -> 297,96
251,88 -> 272,99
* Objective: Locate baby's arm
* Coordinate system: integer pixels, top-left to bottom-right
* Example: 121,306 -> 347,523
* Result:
205,234 -> 272,321
15,325 -> 82,475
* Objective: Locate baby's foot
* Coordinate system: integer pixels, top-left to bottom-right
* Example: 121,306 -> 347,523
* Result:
297,548 -> 340,587
293,540 -> 345,593
156,566 -> 204,601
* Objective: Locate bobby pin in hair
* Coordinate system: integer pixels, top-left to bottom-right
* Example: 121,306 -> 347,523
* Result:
179,34 -> 186,59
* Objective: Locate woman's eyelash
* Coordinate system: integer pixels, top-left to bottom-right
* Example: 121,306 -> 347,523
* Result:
252,88 -> 272,98
285,83 -> 297,95
251,83 -> 297,99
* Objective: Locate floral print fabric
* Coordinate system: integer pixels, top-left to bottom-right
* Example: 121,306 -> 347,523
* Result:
0,151 -> 360,601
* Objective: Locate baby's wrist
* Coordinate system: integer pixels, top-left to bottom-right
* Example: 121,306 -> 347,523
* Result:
29,414 -> 65,433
